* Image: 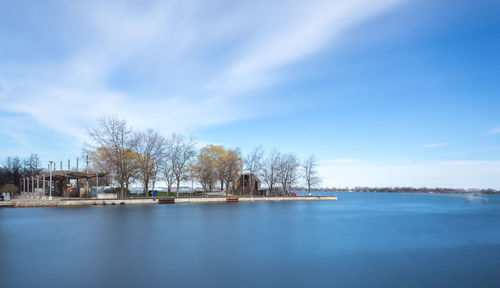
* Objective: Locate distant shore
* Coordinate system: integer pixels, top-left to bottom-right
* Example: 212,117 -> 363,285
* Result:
308,188 -> 499,194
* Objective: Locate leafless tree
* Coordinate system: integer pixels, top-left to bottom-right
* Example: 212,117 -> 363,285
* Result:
260,149 -> 280,196
170,134 -> 196,196
244,146 -> 264,196
0,156 -> 25,192
87,116 -> 139,199
23,154 -> 41,176
136,129 -> 165,197
160,137 -> 176,195
277,152 -> 300,195
303,155 -> 321,196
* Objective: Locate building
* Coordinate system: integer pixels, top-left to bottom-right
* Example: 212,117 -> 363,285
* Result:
21,170 -> 107,198
236,173 -> 262,195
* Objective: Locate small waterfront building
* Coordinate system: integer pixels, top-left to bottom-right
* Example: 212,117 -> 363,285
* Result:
236,173 -> 261,195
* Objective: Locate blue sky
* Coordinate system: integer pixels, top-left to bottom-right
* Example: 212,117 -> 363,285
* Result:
1,0 -> 499,188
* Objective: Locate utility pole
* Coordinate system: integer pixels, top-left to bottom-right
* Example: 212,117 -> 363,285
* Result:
86,155 -> 89,198
42,174 -> 45,199
76,157 -> 79,171
96,170 -> 99,199
49,161 -> 53,200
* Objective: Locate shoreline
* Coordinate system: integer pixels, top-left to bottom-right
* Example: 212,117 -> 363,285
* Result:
334,191 -> 500,195
0,196 -> 338,208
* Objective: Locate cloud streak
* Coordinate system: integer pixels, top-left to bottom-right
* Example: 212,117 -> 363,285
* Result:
324,158 -> 361,164
487,125 -> 500,135
0,0 -> 405,142
422,143 -> 448,148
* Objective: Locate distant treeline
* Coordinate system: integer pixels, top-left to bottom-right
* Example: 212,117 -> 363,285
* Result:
314,187 -> 499,194
0,154 -> 42,193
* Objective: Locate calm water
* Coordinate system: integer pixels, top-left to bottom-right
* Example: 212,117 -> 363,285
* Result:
1,192 -> 500,288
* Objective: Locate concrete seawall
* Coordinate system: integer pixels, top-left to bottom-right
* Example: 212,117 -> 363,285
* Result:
7,198 -> 158,207
240,196 -> 338,202
2,196 -> 337,208
174,196 -> 338,203
0,201 -> 14,207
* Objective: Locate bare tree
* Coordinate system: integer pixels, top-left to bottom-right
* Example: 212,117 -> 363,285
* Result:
171,134 -> 196,196
87,116 -> 139,199
1,156 -> 25,193
303,155 -> 321,196
244,146 -> 264,196
260,149 -> 280,196
136,129 -> 165,197
23,154 -> 41,176
161,137 -> 176,195
277,152 -> 300,195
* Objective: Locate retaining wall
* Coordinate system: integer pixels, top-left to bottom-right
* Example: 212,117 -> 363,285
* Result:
4,196 -> 337,208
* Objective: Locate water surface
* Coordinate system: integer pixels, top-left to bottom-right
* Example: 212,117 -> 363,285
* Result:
1,192 -> 499,287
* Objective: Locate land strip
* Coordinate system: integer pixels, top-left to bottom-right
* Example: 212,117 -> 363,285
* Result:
1,196 -> 337,208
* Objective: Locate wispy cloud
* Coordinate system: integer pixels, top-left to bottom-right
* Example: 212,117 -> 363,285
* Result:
437,160 -> 500,166
0,0 -> 405,142
422,143 -> 448,148
324,158 -> 361,164
486,125 -> 500,135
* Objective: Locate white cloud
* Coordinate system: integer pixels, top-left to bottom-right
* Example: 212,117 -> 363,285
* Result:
437,160 -> 500,166
487,125 -> 500,135
0,0 -> 405,142
422,143 -> 448,148
324,158 -> 361,164
318,160 -> 500,189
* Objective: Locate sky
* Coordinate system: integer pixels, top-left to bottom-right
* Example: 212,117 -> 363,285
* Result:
1,0 -> 499,188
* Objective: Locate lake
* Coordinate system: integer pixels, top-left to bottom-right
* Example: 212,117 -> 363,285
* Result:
1,192 -> 500,288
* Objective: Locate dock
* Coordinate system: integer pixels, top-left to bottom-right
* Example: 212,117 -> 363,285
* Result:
1,196 -> 337,208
